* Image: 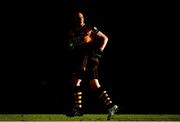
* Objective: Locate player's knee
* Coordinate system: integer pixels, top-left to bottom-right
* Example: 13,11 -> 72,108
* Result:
72,77 -> 82,87
90,79 -> 101,91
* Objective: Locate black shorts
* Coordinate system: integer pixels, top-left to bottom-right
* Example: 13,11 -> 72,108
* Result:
71,54 -> 99,80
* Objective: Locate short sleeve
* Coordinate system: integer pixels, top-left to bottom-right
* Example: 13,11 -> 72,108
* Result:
92,26 -> 99,34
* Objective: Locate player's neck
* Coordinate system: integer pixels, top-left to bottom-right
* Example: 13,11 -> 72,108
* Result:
80,23 -> 85,27
74,23 -> 85,31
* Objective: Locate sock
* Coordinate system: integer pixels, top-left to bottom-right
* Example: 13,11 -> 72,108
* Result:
95,87 -> 114,109
72,86 -> 83,111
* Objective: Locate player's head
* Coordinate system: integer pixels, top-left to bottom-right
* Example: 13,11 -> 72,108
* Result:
72,10 -> 86,27
75,11 -> 85,26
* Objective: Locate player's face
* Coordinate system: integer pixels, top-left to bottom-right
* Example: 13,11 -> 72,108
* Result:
74,12 -> 85,26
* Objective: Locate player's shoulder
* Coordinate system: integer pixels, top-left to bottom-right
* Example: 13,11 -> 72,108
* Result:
86,24 -> 98,29
85,24 -> 99,33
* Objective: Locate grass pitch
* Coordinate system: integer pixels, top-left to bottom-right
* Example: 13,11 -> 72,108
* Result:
0,114 -> 180,121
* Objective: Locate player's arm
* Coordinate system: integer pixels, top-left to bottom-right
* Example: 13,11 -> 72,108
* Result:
91,26 -> 108,52
90,26 -> 109,58
96,31 -> 108,51
67,30 -> 76,50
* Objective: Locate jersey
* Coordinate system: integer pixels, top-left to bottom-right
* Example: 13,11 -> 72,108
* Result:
68,25 -> 99,52
67,25 -> 100,80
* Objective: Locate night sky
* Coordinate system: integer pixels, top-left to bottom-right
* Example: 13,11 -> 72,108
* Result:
1,1 -> 179,114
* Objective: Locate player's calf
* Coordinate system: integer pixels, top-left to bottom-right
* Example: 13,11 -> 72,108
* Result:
66,86 -> 84,117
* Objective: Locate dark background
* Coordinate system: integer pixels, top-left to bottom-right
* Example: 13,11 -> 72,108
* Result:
0,1 -> 179,114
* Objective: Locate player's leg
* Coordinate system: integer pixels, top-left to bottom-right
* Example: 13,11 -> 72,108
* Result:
90,79 -> 118,120
66,74 -> 83,117
66,55 -> 88,117
88,57 -> 118,120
